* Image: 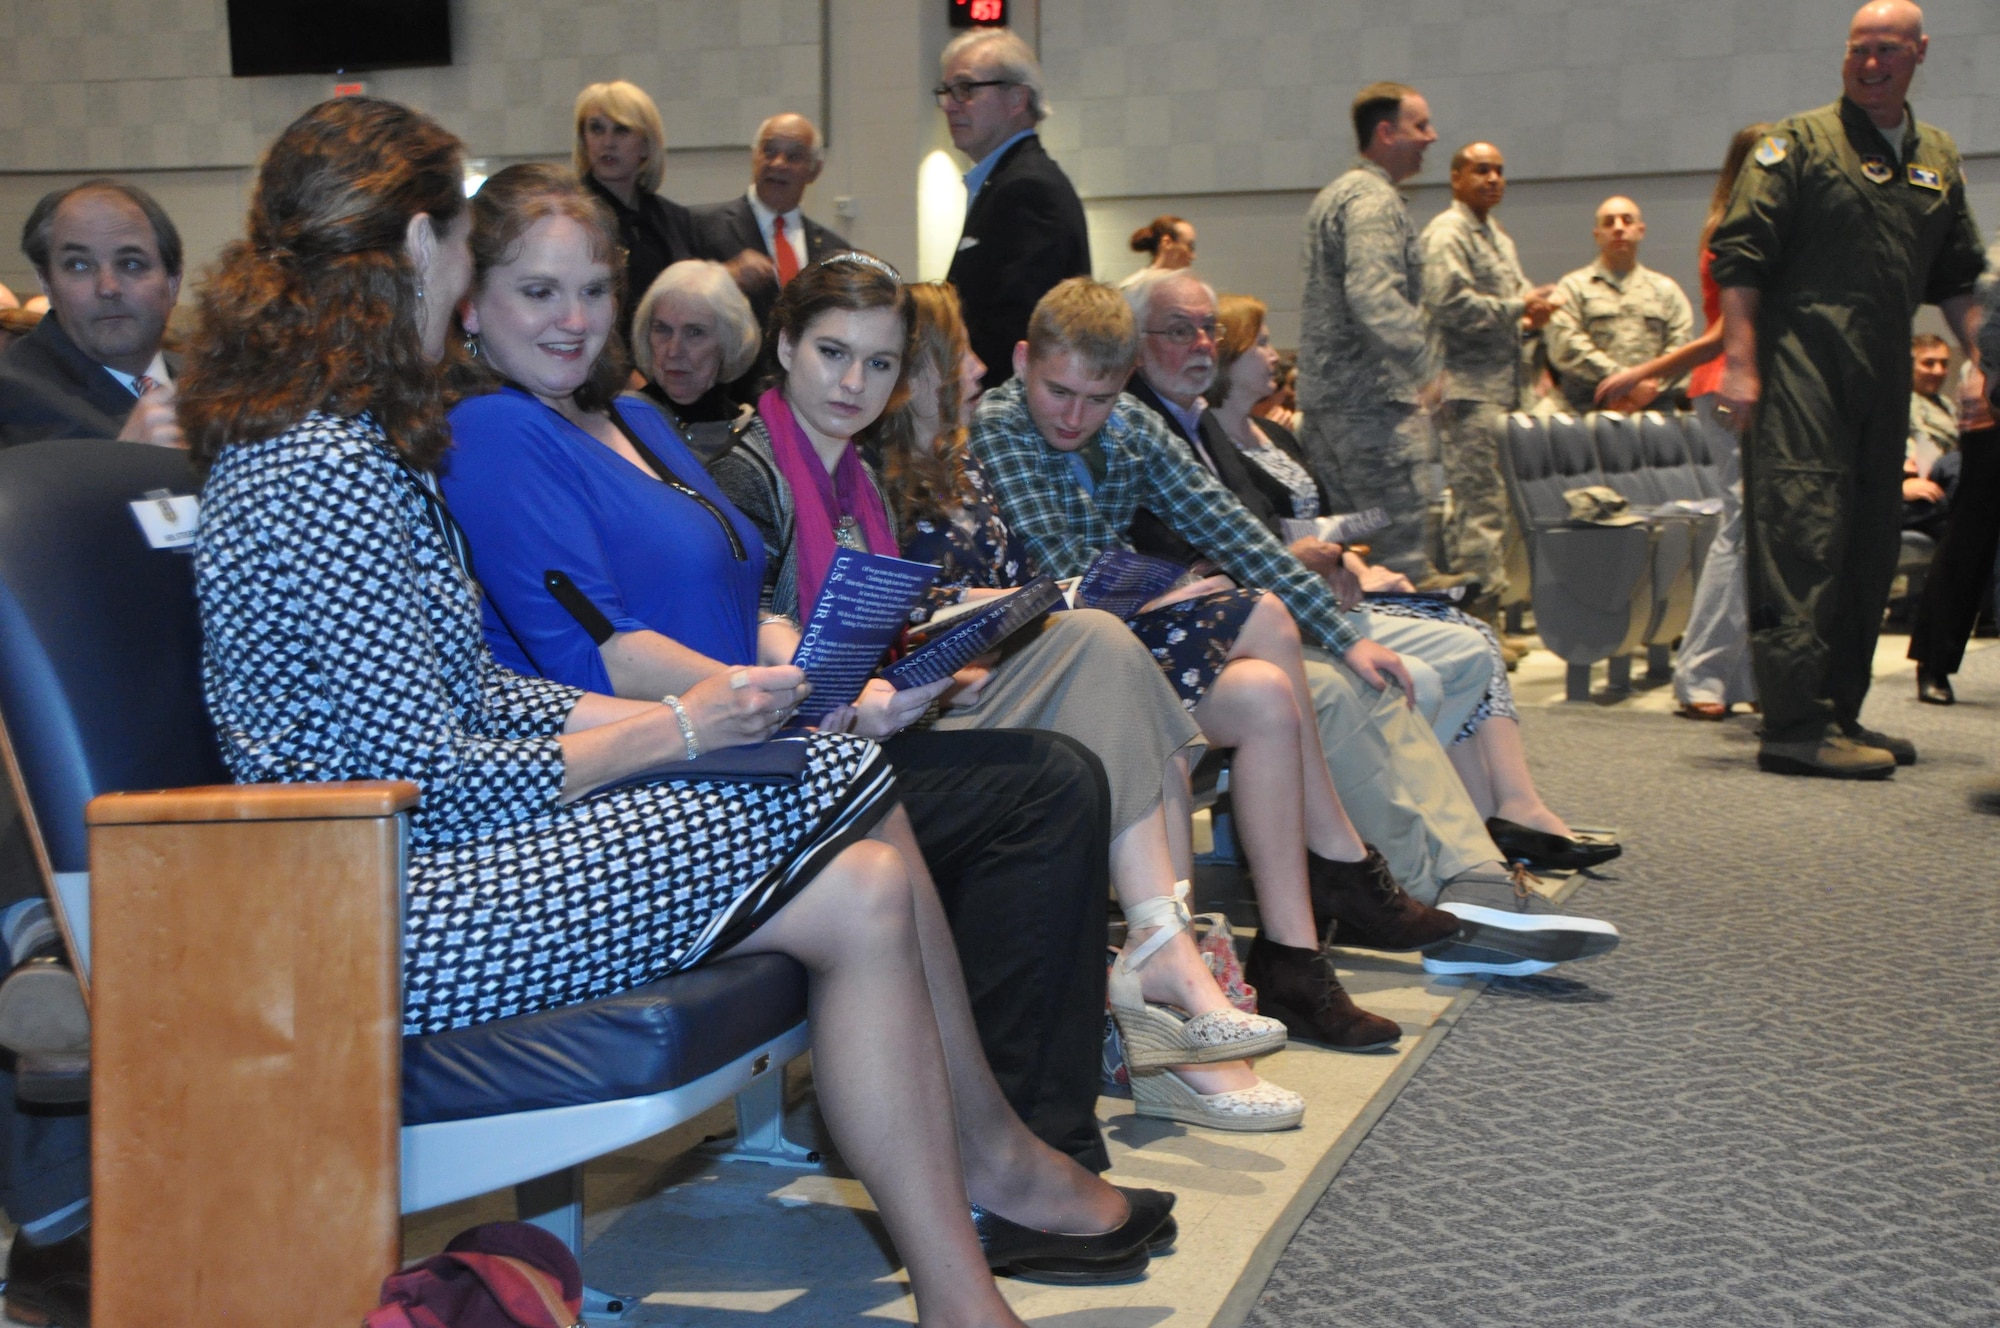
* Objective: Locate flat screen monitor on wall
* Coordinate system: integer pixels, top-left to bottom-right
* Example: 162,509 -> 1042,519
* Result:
227,1 -> 452,77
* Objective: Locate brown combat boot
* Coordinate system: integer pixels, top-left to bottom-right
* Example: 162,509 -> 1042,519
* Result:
1307,846 -> 1463,951
1756,732 -> 1895,780
1243,935 -> 1401,1052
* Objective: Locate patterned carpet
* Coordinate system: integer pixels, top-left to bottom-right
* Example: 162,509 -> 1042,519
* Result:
1246,642 -> 2000,1327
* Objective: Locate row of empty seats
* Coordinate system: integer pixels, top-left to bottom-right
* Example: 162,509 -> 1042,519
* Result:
1502,410 -> 1726,701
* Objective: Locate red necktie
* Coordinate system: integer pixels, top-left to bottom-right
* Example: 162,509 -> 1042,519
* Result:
136,374 -> 158,397
772,215 -> 800,286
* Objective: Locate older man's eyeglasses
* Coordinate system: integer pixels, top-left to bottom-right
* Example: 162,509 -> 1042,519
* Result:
1844,39 -> 1917,61
934,79 -> 1015,106
1144,320 -> 1220,347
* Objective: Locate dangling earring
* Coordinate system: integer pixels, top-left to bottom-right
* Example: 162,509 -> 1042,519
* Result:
462,331 -> 481,359
415,278 -> 426,303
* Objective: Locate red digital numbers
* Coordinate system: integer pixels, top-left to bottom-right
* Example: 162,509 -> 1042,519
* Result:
949,0 -> 1007,28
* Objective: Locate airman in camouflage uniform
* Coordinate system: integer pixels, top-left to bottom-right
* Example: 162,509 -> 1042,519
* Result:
1420,143 -> 1557,600
1296,82 -> 1442,580
1545,197 -> 1695,412
1712,0 -> 1985,778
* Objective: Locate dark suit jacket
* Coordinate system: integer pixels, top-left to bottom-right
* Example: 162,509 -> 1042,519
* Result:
945,135 -> 1091,391
1121,374 -> 1289,565
689,194 -> 852,332
0,315 -> 172,447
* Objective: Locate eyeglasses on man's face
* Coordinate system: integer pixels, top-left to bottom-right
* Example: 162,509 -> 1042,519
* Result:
1144,320 -> 1220,347
1844,39 -> 1917,62
934,79 -> 1015,106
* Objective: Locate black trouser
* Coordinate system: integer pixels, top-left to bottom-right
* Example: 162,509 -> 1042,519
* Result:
880,728 -> 1112,1172
0,772 -> 89,1232
1909,426 -> 2000,678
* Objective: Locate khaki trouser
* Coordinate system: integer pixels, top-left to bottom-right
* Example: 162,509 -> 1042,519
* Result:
1302,646 -> 1498,904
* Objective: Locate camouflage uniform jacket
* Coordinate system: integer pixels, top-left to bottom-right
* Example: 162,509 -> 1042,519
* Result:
1544,259 -> 1694,410
1420,199 -> 1531,405
1297,159 -> 1438,414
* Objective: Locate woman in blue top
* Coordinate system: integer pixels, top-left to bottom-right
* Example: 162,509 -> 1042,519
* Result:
438,165 -> 1182,1289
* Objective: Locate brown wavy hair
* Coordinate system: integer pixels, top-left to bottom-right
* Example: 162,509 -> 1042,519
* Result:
768,253 -> 915,420
449,163 -> 630,412
868,282 -> 977,526
179,97 -> 466,474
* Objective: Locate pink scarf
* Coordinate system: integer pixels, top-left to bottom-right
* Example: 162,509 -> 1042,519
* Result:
759,386 -> 900,617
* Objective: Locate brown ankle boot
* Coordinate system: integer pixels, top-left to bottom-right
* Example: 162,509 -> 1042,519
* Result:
1307,847 -> 1463,951
1243,935 -> 1401,1052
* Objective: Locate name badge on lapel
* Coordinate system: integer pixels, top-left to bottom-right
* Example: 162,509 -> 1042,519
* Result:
1907,163 -> 1943,191
1860,155 -> 1894,185
129,490 -> 200,550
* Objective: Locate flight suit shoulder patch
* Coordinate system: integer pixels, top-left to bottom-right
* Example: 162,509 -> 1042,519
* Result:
1908,163 -> 1943,191
1753,135 -> 1789,166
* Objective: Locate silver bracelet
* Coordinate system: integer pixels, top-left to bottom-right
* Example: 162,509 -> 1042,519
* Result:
758,613 -> 795,630
660,694 -> 700,760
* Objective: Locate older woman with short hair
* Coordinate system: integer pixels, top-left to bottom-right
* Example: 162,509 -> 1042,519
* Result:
631,259 -> 760,456
572,79 -> 696,313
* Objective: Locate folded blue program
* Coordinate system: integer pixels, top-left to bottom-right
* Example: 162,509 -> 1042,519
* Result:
1074,549 -> 1187,620
788,548 -> 940,722
594,736 -> 813,792
880,576 -> 1065,689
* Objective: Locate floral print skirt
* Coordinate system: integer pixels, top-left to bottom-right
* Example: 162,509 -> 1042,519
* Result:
1125,588 -> 1262,712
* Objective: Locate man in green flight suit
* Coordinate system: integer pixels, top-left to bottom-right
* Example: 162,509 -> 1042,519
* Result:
1711,0 -> 1985,779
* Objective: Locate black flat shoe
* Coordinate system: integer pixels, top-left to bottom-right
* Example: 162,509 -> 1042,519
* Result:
1114,1186 -> 1177,1255
5,1225 -> 89,1328
1485,817 -> 1623,872
1916,668 -> 1955,705
971,1189 -> 1167,1285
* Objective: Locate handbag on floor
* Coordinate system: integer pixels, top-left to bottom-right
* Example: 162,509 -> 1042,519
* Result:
363,1222 -> 583,1328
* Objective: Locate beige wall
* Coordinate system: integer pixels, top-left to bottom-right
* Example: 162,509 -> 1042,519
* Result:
0,0 -> 1990,353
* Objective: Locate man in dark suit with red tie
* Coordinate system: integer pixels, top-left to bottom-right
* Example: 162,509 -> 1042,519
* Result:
0,179 -> 185,450
690,112 -> 851,324
939,27 -> 1091,391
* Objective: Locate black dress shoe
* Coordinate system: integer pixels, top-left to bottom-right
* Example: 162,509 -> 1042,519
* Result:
1917,668 -> 1955,705
5,1226 -> 89,1328
970,1190 -> 1164,1285
1485,817 -> 1623,872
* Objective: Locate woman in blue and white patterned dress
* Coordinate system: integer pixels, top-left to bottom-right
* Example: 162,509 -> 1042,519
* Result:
178,96 -> 1152,1323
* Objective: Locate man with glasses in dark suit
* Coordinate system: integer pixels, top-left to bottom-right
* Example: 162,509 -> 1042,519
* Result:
938,27 -> 1091,392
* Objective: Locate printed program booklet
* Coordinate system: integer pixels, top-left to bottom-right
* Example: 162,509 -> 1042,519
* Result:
789,548 -> 940,722
1069,550 -> 1188,620
880,576 -> 1066,689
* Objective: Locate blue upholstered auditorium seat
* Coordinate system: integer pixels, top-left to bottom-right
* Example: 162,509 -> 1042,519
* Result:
0,440 -> 810,1293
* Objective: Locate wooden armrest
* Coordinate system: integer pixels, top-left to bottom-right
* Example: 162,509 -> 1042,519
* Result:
91,778 -> 408,1325
86,779 -> 419,826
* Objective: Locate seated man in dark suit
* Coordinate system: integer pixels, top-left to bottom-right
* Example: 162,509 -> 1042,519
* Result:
938,27 -> 1090,391
0,179 -> 184,449
691,112 -> 850,316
